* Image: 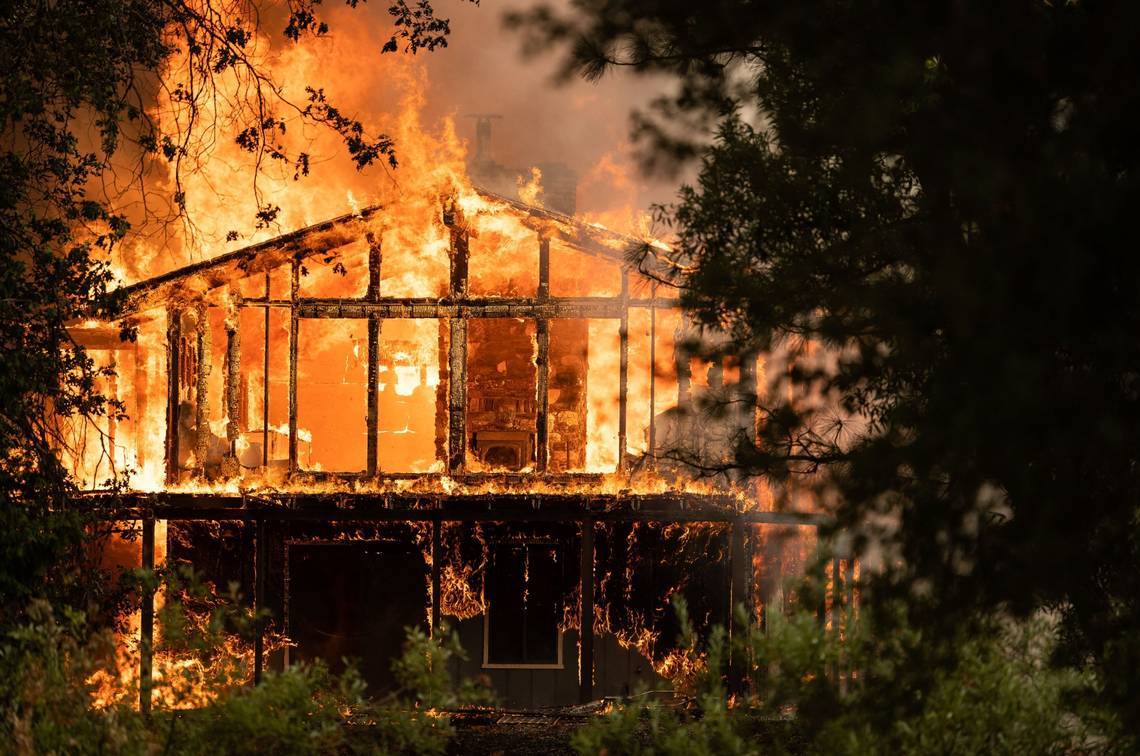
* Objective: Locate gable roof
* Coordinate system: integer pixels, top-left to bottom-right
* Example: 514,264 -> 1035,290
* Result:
118,188 -> 639,314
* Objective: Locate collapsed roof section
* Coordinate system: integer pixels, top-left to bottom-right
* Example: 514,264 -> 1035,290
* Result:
118,188 -> 642,314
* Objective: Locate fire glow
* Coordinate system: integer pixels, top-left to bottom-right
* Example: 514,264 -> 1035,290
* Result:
60,5 -> 837,712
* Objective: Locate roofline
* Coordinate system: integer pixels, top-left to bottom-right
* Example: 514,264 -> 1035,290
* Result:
114,188 -> 644,314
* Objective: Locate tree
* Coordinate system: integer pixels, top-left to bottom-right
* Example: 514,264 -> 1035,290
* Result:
511,0 -> 1140,738
0,0 -> 463,673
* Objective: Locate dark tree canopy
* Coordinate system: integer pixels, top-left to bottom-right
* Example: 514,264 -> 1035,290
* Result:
512,0 -> 1140,732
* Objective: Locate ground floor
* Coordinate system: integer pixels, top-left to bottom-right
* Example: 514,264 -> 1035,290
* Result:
92,491 -> 831,709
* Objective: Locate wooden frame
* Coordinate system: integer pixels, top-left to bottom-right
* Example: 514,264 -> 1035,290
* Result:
481,617 -> 565,671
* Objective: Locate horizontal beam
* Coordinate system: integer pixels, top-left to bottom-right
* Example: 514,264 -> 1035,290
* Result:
119,207 -> 385,313
72,491 -> 830,527
278,297 -> 680,319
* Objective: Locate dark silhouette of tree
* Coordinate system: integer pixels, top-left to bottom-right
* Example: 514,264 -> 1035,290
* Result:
512,0 -> 1140,737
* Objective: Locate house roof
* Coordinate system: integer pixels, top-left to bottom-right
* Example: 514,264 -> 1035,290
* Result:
117,188 -> 640,314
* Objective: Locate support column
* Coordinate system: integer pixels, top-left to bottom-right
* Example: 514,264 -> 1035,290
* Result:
447,229 -> 469,473
618,270 -> 629,471
194,303 -> 211,478
222,291 -> 241,478
535,319 -> 549,472
366,317 -> 380,475
448,318 -> 467,473
262,274 -> 270,471
648,284 -> 657,467
535,236 -> 550,472
366,233 -> 383,475
579,518 -> 595,704
538,236 -> 550,300
431,518 -> 442,636
140,516 -> 155,715
253,517 -> 267,684
287,259 -> 299,475
165,309 -> 181,485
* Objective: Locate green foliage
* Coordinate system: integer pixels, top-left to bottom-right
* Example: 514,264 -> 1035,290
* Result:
572,599 -> 756,756
173,664 -> 368,755
167,616 -> 487,756
0,599 -> 145,754
574,595 -> 1118,756
1,565 -> 485,755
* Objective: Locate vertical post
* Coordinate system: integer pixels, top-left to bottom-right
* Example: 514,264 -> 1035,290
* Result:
262,274 -> 270,470
222,291 -> 241,478
447,228 -> 469,473
535,319 -> 549,473
618,270 -> 629,471
366,318 -> 380,475
579,518 -> 595,704
366,232 -> 383,476
194,303 -> 211,478
448,318 -> 467,473
367,231 -> 382,301
648,284 -> 657,467
140,516 -> 155,716
538,236 -> 550,300
287,258 -> 299,475
165,309 -> 181,485
449,227 -> 469,299
431,517 -> 442,637
536,236 -> 550,472
254,517 -> 267,684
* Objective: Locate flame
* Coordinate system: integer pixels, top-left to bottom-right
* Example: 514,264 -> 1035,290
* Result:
56,0 -> 841,709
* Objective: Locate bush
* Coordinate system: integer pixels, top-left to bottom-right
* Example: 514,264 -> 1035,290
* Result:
0,565 -> 488,755
572,593 -> 1120,756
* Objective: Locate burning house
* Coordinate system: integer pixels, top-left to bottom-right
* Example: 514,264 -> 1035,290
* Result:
67,170 -> 835,710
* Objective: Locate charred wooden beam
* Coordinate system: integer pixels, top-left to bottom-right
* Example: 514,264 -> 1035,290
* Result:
447,230 -> 469,473
648,285 -> 657,467
579,518 -> 595,703
165,308 -> 181,486
366,232 -> 383,475
448,317 -> 467,473
194,304 -> 210,478
247,296 -> 679,310
222,292 -> 241,478
262,274 -> 270,470
475,188 -> 637,264
535,318 -> 550,472
118,205 -> 384,313
367,318 -> 380,476
79,489 -> 832,525
618,271 -> 629,471
538,236 -> 550,300
449,228 -> 469,298
434,320 -> 449,469
366,231 -> 382,301
140,517 -> 155,715
288,259 -> 299,475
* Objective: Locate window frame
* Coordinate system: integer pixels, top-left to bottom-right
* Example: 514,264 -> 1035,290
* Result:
481,541 -> 565,670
